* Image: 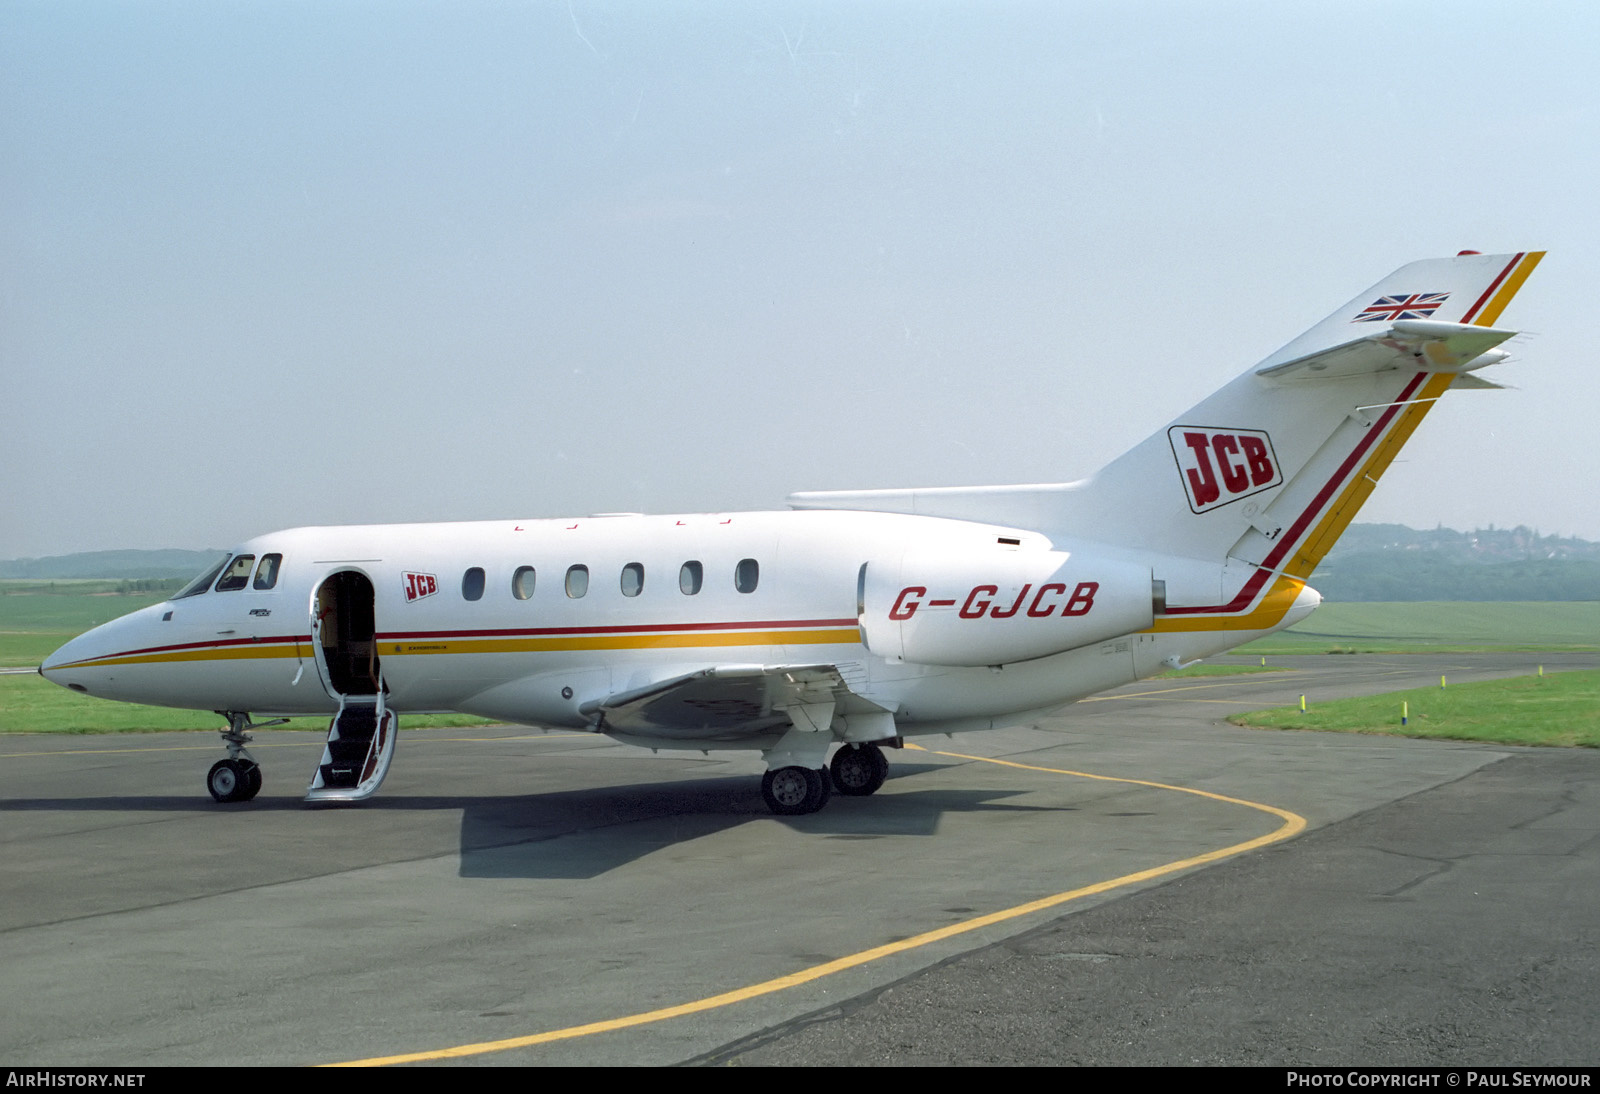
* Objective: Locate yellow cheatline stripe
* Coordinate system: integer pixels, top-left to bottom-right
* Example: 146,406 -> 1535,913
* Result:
66,644 -> 304,669
1147,574 -> 1307,634
326,746 -> 1306,1067
65,629 -> 860,670
386,629 -> 860,657
1475,251 -> 1544,327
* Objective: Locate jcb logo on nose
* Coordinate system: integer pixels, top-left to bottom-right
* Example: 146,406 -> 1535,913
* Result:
1168,426 -> 1281,513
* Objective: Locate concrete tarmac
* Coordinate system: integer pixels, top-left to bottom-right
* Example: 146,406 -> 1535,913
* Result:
0,653 -> 1593,1066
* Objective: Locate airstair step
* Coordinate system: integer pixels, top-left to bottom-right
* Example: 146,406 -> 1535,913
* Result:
319,762 -> 364,788
326,736 -> 372,762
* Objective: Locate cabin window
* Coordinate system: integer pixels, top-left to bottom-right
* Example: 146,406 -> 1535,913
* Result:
214,555 -> 256,593
253,554 -> 282,591
462,567 -> 486,602
679,561 -> 703,595
174,556 -> 228,599
735,558 -> 759,594
512,566 -> 536,600
565,565 -> 589,599
621,562 -> 644,597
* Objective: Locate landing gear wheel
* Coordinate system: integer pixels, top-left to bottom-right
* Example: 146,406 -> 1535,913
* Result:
830,742 -> 888,796
241,762 -> 263,801
207,759 -> 252,803
761,766 -> 830,815
813,765 -> 832,809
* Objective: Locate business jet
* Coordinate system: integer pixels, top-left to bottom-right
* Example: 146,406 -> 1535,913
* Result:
40,250 -> 1543,814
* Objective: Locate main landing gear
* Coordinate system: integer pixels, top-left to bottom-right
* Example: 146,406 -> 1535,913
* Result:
760,742 -> 891,816
206,710 -> 284,803
830,741 -> 889,796
761,765 -> 832,815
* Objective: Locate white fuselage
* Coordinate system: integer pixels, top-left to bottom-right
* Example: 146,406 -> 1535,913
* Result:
41,507 -> 1313,749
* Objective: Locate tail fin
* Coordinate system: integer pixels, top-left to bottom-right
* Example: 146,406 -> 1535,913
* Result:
791,249 -> 1543,590
1067,250 -> 1543,576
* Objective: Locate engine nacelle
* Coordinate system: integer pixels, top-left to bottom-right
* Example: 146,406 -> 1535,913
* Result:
859,549 -> 1155,667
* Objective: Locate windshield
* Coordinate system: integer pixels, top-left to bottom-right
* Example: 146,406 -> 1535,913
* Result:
172,554 -> 230,600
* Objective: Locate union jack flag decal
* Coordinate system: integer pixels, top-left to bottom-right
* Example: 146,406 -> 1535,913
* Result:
1354,292 -> 1450,322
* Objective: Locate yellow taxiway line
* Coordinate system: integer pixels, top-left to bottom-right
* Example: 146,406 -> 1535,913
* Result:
328,744 -> 1307,1066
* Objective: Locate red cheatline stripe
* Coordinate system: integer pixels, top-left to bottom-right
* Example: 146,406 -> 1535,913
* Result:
1458,252 -> 1524,325
377,618 -> 857,641
1164,371 -> 1428,616
55,619 -> 860,668
56,633 -> 310,664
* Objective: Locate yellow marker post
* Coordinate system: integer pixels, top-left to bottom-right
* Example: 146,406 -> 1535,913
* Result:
1441,675 -> 1447,689
1299,694 -> 1306,713
1539,665 -> 1545,677
1402,701 -> 1408,727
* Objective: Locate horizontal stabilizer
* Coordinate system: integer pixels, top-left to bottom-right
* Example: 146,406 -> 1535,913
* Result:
1256,320 -> 1516,383
1450,372 -> 1511,391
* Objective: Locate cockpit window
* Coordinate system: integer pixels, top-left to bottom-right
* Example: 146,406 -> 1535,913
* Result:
214,555 -> 256,592
172,555 -> 229,600
253,554 -> 282,591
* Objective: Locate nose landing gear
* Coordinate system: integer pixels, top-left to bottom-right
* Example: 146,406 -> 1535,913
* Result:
206,710 -> 284,803
207,757 -> 261,803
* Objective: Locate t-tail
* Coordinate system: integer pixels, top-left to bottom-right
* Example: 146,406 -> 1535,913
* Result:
791,250 -> 1544,633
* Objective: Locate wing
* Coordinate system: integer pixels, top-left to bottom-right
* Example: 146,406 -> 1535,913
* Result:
580,662 -> 891,743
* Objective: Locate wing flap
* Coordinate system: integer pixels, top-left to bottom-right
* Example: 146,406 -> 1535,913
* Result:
589,663 -> 882,740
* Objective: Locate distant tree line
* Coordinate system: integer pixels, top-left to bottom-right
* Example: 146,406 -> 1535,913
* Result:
116,578 -> 186,594
1311,555 -> 1600,602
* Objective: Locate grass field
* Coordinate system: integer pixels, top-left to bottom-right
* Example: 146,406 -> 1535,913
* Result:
1228,669 -> 1600,748
0,586 -> 497,733
0,672 -> 495,734
0,586 -> 172,667
4,589 -> 1592,735
1238,601 -> 1599,654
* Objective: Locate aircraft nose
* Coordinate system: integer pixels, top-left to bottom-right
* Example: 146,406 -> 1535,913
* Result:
40,629 -> 102,692
38,602 -> 170,698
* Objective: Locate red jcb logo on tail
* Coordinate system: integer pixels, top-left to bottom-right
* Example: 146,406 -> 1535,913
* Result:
1168,426 -> 1282,513
402,572 -> 438,603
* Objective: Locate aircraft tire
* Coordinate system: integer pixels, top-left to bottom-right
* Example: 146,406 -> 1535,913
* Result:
761,766 -> 829,815
207,759 -> 251,804
241,763 -> 263,801
830,743 -> 888,796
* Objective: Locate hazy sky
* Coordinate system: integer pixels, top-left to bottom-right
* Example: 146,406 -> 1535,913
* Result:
5,1 -> 1597,559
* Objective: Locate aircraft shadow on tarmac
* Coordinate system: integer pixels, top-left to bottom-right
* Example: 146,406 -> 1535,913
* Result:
454,775 -> 1067,880
0,763 -> 1074,881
